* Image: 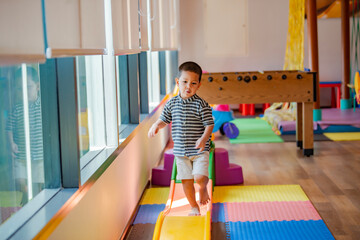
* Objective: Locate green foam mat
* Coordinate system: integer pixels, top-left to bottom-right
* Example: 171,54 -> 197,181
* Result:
229,118 -> 283,144
0,191 -> 23,207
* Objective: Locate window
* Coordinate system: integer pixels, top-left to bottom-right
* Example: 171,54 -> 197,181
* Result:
139,52 -> 149,115
117,55 -> 130,126
159,51 -> 166,95
116,53 -> 141,129
147,51 -> 161,112
76,56 -> 106,159
75,55 -> 119,184
0,0 -> 177,237
0,64 -> 44,223
165,50 -> 178,94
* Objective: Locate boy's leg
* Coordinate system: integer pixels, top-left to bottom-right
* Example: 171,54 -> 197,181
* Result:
194,175 -> 210,205
192,152 -> 210,205
176,156 -> 200,215
181,179 -> 200,215
181,180 -> 198,207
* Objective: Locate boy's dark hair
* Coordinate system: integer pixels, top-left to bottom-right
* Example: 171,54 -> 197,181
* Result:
177,61 -> 202,82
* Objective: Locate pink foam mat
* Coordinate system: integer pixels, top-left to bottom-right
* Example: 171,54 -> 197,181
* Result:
317,108 -> 360,129
278,121 -> 318,132
225,201 -> 321,222
278,108 -> 360,132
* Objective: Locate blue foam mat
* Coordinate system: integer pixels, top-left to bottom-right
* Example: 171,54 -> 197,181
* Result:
228,220 -> 335,240
281,125 -> 360,135
212,203 -> 225,222
133,204 -> 165,224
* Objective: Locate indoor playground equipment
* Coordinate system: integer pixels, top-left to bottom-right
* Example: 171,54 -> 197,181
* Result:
212,104 -> 239,139
152,146 -> 214,240
211,185 -> 335,239
152,146 -> 243,187
135,184 -> 334,240
152,142 -> 243,240
196,70 -> 316,156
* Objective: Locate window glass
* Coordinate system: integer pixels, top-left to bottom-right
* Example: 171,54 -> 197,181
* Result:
0,64 -> 44,224
165,50 -> 176,94
102,55 -> 118,147
76,56 -> 106,160
147,51 -> 160,112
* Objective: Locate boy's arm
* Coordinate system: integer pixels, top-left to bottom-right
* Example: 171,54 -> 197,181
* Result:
195,124 -> 214,153
148,119 -> 168,138
7,131 -> 19,157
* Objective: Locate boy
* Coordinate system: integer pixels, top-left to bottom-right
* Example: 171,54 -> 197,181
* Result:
6,66 -> 44,204
148,61 -> 214,216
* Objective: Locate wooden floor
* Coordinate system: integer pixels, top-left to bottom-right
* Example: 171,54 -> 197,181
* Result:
213,132 -> 360,240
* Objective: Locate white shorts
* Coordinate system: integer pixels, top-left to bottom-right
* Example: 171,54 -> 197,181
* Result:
176,152 -> 209,180
14,159 -> 44,183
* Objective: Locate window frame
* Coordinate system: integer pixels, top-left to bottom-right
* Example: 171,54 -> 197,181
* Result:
139,52 -> 149,115
159,51 -> 166,96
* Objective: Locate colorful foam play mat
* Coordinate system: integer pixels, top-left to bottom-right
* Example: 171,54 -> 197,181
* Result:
212,185 -> 334,239
0,191 -> 23,222
323,132 -> 360,141
126,185 -> 334,239
229,118 -> 283,144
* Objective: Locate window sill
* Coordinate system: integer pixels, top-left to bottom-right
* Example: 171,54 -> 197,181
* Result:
80,147 -> 117,185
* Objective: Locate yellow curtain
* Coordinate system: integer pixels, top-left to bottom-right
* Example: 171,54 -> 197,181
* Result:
283,0 -> 305,70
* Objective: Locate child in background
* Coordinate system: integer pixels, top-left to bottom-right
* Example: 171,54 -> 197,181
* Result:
148,61 -> 214,216
6,67 -> 44,204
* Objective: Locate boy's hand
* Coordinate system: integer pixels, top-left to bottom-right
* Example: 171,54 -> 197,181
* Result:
148,124 -> 159,138
148,120 -> 168,138
195,137 -> 206,153
11,142 -> 19,158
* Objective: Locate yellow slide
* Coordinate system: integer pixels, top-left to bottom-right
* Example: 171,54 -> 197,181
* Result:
152,146 -> 215,240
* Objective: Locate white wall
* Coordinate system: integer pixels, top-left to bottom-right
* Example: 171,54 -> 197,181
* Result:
46,106 -> 170,240
305,18 -> 342,106
304,18 -> 342,82
179,0 -> 350,106
179,0 -> 290,72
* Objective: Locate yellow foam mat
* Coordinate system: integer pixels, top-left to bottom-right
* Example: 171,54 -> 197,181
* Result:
213,185 -> 309,203
140,187 -> 170,205
323,132 -> 360,141
159,216 -> 206,240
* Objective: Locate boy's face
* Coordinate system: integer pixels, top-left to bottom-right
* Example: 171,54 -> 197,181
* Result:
176,71 -> 201,100
27,78 -> 39,102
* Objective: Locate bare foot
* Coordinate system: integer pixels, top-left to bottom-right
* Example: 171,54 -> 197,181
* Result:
189,206 -> 200,216
199,187 -> 210,205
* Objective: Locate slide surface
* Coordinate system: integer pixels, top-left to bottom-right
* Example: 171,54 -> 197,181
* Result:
153,147 -> 214,240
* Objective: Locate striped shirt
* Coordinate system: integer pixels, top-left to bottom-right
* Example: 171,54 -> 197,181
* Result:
160,94 -> 214,157
6,97 -> 44,161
